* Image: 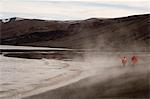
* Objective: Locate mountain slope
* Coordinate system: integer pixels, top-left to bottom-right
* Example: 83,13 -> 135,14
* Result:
0,14 -> 149,51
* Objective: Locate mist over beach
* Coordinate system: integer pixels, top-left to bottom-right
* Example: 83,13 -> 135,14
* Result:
0,0 -> 150,99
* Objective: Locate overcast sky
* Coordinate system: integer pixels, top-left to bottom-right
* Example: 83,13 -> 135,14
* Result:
0,0 -> 149,20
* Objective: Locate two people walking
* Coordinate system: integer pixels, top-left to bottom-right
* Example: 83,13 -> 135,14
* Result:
121,56 -> 138,66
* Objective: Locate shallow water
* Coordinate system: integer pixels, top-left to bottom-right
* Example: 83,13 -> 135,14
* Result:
0,55 -> 71,98
0,51 -> 149,99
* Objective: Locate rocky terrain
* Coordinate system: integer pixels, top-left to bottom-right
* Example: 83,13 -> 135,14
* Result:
0,14 -> 150,99
1,14 -> 149,51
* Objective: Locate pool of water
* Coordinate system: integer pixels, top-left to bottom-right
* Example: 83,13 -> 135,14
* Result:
0,55 -> 69,98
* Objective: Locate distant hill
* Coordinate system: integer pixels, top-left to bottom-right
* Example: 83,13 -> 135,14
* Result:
0,14 -> 149,51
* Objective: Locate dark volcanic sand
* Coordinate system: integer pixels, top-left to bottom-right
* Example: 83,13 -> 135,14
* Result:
23,55 -> 150,99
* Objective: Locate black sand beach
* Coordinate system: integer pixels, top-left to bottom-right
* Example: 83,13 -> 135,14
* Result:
23,55 -> 150,99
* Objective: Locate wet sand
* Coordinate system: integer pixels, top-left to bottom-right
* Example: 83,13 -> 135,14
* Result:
1,50 -> 149,99
23,55 -> 150,99
0,55 -> 84,99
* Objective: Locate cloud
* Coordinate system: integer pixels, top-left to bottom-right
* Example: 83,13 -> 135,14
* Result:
0,0 -> 149,20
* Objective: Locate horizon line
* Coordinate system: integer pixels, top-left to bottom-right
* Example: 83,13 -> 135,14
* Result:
0,13 -> 149,21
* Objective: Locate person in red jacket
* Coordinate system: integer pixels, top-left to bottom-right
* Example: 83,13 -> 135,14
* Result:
131,56 -> 138,65
122,57 -> 128,66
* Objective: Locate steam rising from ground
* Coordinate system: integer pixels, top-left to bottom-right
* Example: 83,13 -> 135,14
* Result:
0,50 -> 149,99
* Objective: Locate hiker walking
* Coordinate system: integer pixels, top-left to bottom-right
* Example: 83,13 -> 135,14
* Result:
121,57 -> 128,66
131,56 -> 138,66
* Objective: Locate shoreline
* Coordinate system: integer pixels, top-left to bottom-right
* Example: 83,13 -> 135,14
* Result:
23,63 -> 150,99
3,64 -> 90,99
1,54 -> 149,99
0,56 -> 86,99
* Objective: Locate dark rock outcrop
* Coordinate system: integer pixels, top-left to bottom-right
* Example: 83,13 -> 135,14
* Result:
0,14 -> 149,51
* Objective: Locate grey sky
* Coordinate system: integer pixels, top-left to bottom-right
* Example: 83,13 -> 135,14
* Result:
0,0 -> 149,20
